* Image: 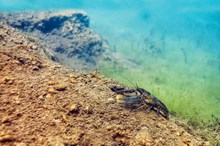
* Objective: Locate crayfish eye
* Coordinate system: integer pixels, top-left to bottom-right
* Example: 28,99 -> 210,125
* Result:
137,88 -> 144,93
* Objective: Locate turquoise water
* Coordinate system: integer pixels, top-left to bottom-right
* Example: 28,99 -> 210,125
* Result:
1,0 -> 220,122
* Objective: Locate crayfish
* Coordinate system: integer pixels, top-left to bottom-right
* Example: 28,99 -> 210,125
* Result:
110,85 -> 169,119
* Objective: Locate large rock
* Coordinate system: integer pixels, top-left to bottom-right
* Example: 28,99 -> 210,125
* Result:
0,10 -> 108,71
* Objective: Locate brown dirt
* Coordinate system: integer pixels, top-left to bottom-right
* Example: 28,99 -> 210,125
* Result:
0,23 -> 210,146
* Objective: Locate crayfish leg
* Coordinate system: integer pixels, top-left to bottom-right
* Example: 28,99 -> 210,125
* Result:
145,105 -> 153,113
156,108 -> 160,116
133,104 -> 145,112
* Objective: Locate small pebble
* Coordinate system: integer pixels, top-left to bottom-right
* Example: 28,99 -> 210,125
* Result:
48,88 -> 58,94
54,84 -> 67,91
45,94 -> 52,98
69,104 -> 79,113
107,98 -> 116,104
0,135 -> 15,142
69,78 -> 77,84
84,105 -> 93,114
32,66 -> 39,71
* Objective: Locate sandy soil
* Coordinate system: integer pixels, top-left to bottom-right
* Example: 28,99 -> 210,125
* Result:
0,23 -> 210,145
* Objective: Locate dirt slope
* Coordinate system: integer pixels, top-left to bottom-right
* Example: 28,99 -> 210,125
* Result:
0,23 -> 209,145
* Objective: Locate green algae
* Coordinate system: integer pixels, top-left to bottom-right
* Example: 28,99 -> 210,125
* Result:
98,36 -> 220,124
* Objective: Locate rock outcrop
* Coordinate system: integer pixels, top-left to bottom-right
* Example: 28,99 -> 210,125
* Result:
0,10 -> 108,71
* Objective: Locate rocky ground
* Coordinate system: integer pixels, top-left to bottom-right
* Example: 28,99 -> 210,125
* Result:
0,10 -> 108,71
0,21 -> 211,145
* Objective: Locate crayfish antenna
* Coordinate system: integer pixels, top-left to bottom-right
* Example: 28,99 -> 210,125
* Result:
119,74 -> 137,89
135,83 -> 139,89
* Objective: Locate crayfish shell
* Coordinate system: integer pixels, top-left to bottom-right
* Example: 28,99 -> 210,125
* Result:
116,94 -> 126,104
